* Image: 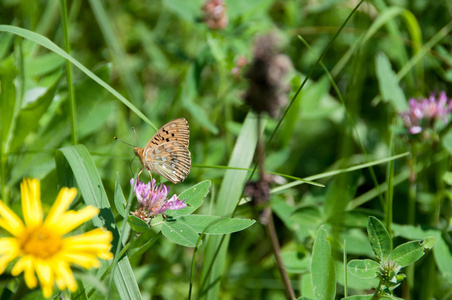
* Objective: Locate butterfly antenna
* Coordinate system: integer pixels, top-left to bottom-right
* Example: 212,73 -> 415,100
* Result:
132,127 -> 139,146
114,136 -> 135,148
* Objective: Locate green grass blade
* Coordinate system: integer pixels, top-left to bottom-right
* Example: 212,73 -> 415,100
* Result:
0,25 -> 157,131
55,144 -> 142,299
199,113 -> 261,300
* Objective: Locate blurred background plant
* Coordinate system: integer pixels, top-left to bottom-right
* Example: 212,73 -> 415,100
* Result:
0,0 -> 452,299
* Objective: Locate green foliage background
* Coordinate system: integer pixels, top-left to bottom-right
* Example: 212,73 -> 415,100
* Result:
0,0 -> 452,299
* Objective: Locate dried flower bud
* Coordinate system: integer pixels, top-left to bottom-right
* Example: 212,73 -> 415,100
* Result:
243,34 -> 292,118
202,0 -> 228,30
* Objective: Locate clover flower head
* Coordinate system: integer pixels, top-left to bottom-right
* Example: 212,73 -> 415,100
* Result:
130,178 -> 186,221
400,91 -> 452,135
202,0 -> 228,30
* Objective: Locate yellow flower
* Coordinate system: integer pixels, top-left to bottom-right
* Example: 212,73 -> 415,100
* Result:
0,178 -> 113,298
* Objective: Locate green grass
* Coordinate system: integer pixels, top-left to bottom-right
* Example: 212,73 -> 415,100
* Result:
0,0 -> 452,299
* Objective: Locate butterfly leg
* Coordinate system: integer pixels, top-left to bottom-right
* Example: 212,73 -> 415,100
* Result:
138,168 -> 143,182
147,169 -> 153,182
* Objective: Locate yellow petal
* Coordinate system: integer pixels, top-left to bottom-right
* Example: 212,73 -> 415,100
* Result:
44,187 -> 78,227
36,260 -> 54,297
0,254 -> 17,273
0,200 -> 25,236
61,253 -> 101,268
0,238 -> 20,273
12,256 -> 38,289
55,261 -> 77,292
21,179 -> 43,227
46,206 -> 99,235
0,237 -> 20,255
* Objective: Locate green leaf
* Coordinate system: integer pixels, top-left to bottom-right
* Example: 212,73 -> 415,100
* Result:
0,25 -> 156,130
375,52 -> 407,111
161,220 -> 200,247
433,236 -> 452,283
324,172 -> 359,221
341,296 -> 373,300
200,113 -> 263,300
368,217 -> 392,262
311,225 -> 336,300
168,180 -> 211,217
347,259 -> 380,279
177,215 -> 255,234
127,215 -> 150,233
0,58 -> 17,152
442,130 -> 452,156
55,145 -> 142,300
281,251 -> 311,274
11,76 -> 60,152
24,52 -> 65,76
422,236 -> 436,250
114,174 -> 127,218
388,240 -> 425,268
443,171 -> 452,186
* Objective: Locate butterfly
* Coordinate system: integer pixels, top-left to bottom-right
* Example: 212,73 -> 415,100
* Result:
134,118 -> 191,183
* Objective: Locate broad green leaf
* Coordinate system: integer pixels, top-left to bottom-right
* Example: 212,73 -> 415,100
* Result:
442,130 -> 452,156
114,174 -> 127,218
422,237 -> 436,249
24,52 -> 65,76
341,296 -> 373,300
127,215 -> 149,233
375,52 -> 407,111
444,171 -> 452,185
347,259 -> 380,279
336,261 -> 377,290
272,198 -> 310,241
392,223 -> 440,240
161,220 -> 199,247
291,206 -> 323,225
281,251 -> 310,274
311,225 -> 336,300
433,236 -> 452,283
11,76 -> 60,152
55,145 -> 142,300
177,215 -> 255,235
168,180 -> 211,217
368,217 -> 392,262
388,240 -> 425,268
324,172 -> 359,221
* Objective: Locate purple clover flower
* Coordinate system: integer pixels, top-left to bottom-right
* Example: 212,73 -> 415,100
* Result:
130,178 -> 186,220
400,91 -> 452,135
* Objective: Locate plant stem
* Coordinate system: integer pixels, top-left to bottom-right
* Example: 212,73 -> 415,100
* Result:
256,115 -> 295,300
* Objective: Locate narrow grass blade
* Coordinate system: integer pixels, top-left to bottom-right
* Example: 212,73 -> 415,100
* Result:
55,144 -> 142,300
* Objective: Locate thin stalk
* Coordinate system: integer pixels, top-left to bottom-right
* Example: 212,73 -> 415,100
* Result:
343,239 -> 348,298
384,120 -> 395,233
188,234 -> 205,300
60,0 -> 78,145
256,115 -> 294,300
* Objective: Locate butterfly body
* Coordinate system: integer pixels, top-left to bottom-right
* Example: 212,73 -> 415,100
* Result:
135,118 -> 191,183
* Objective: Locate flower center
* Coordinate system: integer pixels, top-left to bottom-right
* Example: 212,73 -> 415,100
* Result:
20,226 -> 63,259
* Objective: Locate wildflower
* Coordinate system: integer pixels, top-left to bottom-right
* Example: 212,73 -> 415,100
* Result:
400,91 -> 452,135
130,178 -> 186,222
243,33 -> 292,118
202,0 -> 228,30
0,178 -> 113,298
